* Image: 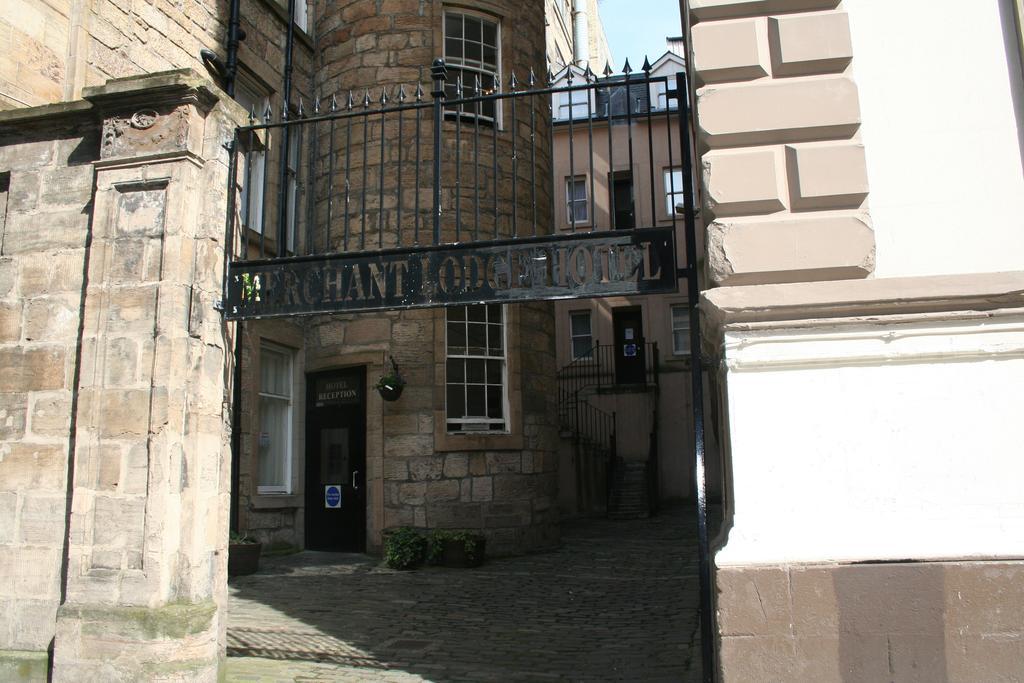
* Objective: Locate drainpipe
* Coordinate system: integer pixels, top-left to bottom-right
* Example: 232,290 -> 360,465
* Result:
224,0 -> 242,96
572,0 -> 589,67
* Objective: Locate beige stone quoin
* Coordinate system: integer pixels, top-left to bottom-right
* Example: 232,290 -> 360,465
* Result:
689,0 -> 873,287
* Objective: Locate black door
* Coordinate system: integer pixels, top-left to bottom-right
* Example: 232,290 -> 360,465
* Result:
612,172 -> 635,229
613,308 -> 645,385
305,368 -> 366,552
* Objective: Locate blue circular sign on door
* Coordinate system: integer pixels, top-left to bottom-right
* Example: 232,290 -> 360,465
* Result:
325,485 -> 342,509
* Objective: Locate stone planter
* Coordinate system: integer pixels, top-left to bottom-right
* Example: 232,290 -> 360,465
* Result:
228,542 -> 262,576
436,536 -> 486,568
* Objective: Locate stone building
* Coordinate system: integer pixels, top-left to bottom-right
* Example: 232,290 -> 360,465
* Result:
680,0 -> 1024,679
546,47 -> 723,520
0,0 -> 611,680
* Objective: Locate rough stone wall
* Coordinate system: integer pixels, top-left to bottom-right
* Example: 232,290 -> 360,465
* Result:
689,0 -> 873,286
0,109 -> 98,659
0,0 -> 314,109
298,0 -> 559,556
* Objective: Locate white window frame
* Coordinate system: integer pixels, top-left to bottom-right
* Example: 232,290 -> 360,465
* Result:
671,304 -> 690,355
446,304 -> 509,433
651,76 -> 678,111
235,79 -> 269,235
443,9 -> 502,125
565,175 -> 589,225
664,167 -> 685,217
569,310 -> 593,360
292,0 -> 308,33
257,342 -> 294,494
555,89 -> 591,120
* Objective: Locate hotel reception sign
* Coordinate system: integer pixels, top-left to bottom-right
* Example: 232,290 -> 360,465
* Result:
224,228 -> 677,320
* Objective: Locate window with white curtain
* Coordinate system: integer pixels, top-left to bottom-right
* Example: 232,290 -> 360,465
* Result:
258,343 -> 293,493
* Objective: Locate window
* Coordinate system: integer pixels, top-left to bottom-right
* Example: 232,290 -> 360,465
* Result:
292,0 -> 307,33
284,128 -> 300,253
652,76 -> 678,110
446,304 -> 507,432
235,80 -> 269,234
671,304 -> 690,355
443,11 -> 500,121
556,90 -> 589,120
258,344 -> 294,493
570,311 -> 593,359
664,168 -> 685,216
566,176 -> 588,224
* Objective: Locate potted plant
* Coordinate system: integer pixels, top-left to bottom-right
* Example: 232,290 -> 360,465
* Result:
228,531 -> 262,576
383,527 -> 427,570
375,356 -> 406,402
428,530 -> 486,568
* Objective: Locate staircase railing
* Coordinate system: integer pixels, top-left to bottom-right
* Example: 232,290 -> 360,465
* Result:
557,341 -> 659,398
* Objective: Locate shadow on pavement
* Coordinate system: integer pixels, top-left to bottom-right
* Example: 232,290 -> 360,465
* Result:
227,506 -> 706,682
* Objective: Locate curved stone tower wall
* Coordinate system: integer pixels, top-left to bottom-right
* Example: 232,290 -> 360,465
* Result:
305,0 -> 558,556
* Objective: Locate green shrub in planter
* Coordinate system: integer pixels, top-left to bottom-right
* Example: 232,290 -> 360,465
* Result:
384,527 -> 426,570
427,530 -> 486,568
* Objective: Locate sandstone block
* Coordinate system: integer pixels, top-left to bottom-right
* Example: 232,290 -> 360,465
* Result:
17,250 -> 85,295
424,479 -> 460,503
703,147 -> 786,217
382,458 -> 408,480
769,11 -> 853,77
470,476 -> 492,502
397,481 -> 426,505
786,142 -> 868,209
17,494 -> 66,545
0,442 -> 67,491
97,389 -> 151,437
0,492 -> 17,543
708,214 -> 874,285
29,392 -> 71,438
0,391 -> 27,441
408,456 -> 443,481
0,300 -> 18,342
692,17 -> 770,83
23,294 -> 80,343
486,452 -> 522,474
717,566 -> 793,637
38,166 -> 95,208
443,453 -> 468,478
0,258 -> 15,297
697,77 -> 860,147
0,346 -> 66,392
2,209 -> 89,254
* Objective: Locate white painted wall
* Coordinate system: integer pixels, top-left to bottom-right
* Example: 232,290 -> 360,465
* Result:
847,0 -> 1024,278
715,314 -> 1024,567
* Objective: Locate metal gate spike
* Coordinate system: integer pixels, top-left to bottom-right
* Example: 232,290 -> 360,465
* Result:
622,58 -> 632,74
641,57 -> 652,73
509,71 -> 518,90
602,62 -> 613,77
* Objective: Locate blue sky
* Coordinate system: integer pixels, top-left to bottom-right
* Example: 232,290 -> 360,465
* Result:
596,0 -> 682,71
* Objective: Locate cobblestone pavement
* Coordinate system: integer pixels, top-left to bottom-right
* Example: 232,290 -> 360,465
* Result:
226,506 -> 705,682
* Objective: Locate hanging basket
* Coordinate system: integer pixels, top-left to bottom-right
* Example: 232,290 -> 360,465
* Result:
376,356 -> 405,402
377,382 -> 404,401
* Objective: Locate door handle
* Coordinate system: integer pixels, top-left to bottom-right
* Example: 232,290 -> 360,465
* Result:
352,470 -> 360,490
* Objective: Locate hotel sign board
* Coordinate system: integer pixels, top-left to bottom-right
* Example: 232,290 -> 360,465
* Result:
224,227 -> 677,320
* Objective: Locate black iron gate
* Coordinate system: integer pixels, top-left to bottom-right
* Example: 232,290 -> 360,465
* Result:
221,58 -> 715,681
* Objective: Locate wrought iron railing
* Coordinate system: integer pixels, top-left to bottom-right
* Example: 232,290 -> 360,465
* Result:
556,341 -> 660,395
221,59 -> 686,319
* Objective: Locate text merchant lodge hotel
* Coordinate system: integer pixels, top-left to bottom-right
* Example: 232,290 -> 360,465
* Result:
3,0 -> 1024,680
